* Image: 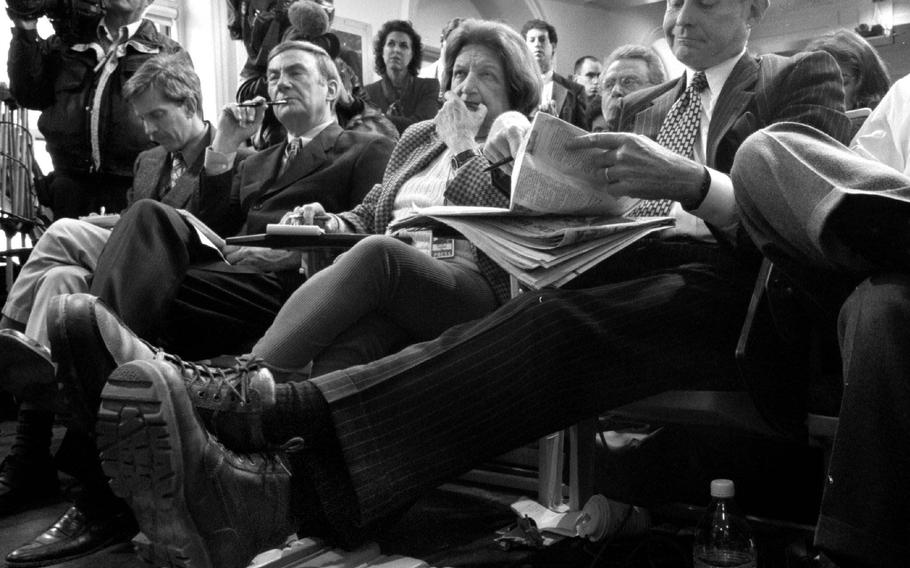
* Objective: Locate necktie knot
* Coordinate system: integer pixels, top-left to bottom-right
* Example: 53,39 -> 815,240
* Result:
280,138 -> 303,175
690,71 -> 708,95
286,138 -> 302,160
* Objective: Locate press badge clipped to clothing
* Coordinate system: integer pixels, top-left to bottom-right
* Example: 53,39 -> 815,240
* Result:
408,230 -> 455,259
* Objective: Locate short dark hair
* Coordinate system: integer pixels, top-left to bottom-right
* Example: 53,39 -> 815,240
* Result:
805,28 -> 891,110
373,19 -> 423,77
520,19 -> 557,46
573,55 -> 600,74
123,52 -> 202,117
602,44 -> 666,87
441,19 -> 541,117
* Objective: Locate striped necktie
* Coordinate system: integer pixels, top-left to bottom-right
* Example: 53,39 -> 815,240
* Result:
629,71 -> 708,218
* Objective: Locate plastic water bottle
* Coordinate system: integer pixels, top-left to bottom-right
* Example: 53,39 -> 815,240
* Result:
693,479 -> 757,568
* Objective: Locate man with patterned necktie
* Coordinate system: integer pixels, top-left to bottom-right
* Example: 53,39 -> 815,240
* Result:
0,51 -> 242,564
1,39 -> 392,568
60,1 -> 857,564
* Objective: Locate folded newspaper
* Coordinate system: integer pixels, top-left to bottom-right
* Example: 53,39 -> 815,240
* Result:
391,112 -> 674,289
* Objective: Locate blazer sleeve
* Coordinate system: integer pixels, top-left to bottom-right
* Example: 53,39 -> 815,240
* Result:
347,135 -> 396,207
560,80 -> 590,130
760,51 -> 852,145
125,155 -> 144,208
196,166 -> 244,237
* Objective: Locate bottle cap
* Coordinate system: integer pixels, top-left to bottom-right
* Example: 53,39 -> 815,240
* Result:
710,479 -> 735,498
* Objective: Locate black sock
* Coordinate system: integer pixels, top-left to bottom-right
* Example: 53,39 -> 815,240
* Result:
10,406 -> 54,463
264,381 -> 332,446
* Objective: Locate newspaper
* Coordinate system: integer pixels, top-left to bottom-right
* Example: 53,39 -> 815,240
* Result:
425,112 -> 640,217
403,213 -> 672,288
389,113 -> 674,289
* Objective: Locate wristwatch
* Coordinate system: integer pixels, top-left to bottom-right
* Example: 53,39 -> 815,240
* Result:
451,149 -> 479,170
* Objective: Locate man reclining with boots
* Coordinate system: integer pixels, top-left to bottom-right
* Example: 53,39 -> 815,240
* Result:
0,40 -> 393,567
33,1 -> 857,565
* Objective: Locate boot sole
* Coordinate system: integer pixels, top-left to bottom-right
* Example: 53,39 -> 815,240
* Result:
96,360 -> 212,568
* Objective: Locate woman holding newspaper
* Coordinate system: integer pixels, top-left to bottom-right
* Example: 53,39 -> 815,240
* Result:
219,19 -> 542,378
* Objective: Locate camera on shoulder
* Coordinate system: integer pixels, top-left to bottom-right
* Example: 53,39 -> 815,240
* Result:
6,0 -> 103,23
7,0 -> 104,42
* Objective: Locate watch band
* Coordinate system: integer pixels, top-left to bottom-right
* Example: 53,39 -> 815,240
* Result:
451,148 -> 479,170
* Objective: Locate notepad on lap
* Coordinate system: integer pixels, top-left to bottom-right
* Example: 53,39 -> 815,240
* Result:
266,224 -> 325,236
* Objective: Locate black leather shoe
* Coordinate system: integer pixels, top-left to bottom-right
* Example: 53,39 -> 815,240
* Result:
5,505 -> 137,566
0,455 -> 59,517
96,359 -> 294,568
0,329 -> 55,400
47,293 -> 157,433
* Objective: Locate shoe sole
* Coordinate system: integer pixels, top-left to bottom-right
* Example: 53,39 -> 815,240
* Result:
96,360 -> 212,568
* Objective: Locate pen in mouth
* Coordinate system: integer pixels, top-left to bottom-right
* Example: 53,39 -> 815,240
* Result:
238,100 -> 289,107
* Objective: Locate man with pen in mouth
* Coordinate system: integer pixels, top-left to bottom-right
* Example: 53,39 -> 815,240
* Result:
78,40 -> 394,360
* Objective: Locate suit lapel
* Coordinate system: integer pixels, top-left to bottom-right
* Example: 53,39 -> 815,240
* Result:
634,76 -> 685,139
706,54 -> 758,165
161,126 -> 214,209
131,147 -> 167,202
257,124 -> 343,204
552,79 -> 568,117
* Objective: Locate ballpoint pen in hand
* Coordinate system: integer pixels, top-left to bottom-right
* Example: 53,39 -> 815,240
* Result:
483,156 -> 515,172
237,100 -> 289,107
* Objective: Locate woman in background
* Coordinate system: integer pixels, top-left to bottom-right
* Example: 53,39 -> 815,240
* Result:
364,19 -> 440,134
806,29 -> 891,111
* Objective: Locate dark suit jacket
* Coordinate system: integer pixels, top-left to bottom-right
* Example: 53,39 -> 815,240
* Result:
126,125 -> 254,229
617,50 -> 852,249
199,123 -> 395,237
552,72 -> 589,130
363,76 -> 441,135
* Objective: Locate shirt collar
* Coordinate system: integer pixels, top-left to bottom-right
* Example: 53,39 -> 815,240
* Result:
540,69 -> 555,84
97,16 -> 148,45
286,119 -> 335,148
685,47 -> 746,105
175,122 -> 210,169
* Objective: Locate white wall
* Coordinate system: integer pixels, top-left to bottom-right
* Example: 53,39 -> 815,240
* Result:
750,0 -> 910,54
178,1 -> 242,121
526,2 -> 665,77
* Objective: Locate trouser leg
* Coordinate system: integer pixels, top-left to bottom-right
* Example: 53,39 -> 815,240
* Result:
296,259 -> 748,532
814,274 -> 910,567
252,236 -> 497,372
89,199 -> 214,342
163,265 -> 290,359
3,219 -> 108,347
733,122 -> 910,275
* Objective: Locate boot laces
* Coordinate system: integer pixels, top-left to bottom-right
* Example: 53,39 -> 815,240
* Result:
161,352 -> 265,405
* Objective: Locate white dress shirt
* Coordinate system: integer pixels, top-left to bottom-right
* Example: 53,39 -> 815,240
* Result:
850,73 -> 910,177
658,49 -> 743,242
